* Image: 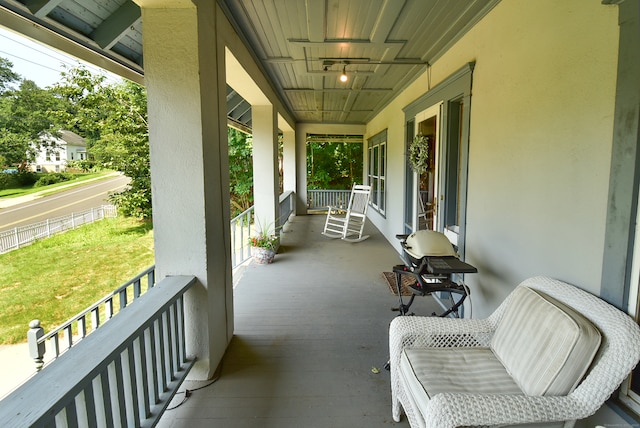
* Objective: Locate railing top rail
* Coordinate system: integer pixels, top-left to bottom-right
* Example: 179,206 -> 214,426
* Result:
0,275 -> 197,427
279,190 -> 294,203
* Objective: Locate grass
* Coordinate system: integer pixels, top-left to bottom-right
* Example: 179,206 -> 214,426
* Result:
0,216 -> 154,345
0,171 -> 115,199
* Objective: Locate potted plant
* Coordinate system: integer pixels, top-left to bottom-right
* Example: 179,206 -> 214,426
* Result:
249,227 -> 280,264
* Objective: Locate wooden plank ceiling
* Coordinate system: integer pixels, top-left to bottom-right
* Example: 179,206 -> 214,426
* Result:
0,0 -> 499,126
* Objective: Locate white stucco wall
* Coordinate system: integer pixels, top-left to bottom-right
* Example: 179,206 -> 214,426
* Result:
367,0 -> 620,316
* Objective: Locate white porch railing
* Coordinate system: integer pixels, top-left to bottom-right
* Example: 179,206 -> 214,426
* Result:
306,189 -> 350,211
0,275 -> 196,427
230,205 -> 254,268
0,205 -> 118,254
230,191 -> 296,268
278,190 -> 295,229
27,265 -> 157,370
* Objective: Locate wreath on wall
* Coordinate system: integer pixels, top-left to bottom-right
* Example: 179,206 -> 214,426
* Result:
408,134 -> 431,174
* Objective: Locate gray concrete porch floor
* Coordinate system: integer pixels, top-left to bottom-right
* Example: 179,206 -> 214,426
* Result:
157,214 -> 443,428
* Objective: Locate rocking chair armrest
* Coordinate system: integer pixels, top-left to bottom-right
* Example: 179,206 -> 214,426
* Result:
424,393 -> 582,428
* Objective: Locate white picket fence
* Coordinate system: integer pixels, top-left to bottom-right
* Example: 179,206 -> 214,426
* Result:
0,205 -> 117,254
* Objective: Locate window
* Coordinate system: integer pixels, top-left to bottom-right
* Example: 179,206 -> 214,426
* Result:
368,130 -> 387,215
55,153 -> 61,162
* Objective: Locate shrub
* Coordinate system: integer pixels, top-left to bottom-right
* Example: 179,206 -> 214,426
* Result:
34,173 -> 72,187
0,173 -> 11,190
14,171 -> 38,186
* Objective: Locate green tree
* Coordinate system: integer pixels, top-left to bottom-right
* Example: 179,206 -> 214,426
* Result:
0,76 -> 64,170
52,68 -> 151,218
307,141 -> 363,189
228,127 -> 254,216
0,57 -> 20,94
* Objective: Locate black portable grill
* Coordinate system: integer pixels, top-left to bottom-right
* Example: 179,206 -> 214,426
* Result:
392,230 -> 477,317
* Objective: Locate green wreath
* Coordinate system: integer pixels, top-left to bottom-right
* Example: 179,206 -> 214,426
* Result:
409,134 -> 431,174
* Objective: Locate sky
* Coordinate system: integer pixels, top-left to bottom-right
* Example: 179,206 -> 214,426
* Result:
0,26 -> 120,88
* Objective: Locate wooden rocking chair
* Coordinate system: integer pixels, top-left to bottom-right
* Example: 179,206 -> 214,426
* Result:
322,184 -> 372,242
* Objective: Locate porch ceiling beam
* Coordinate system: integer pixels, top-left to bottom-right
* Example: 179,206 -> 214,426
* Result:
264,57 -> 426,66
370,0 -> 406,44
23,0 -> 61,18
288,39 -> 404,49
294,108 -> 373,113
91,1 -> 141,50
284,88 -> 393,92
306,0 -> 324,42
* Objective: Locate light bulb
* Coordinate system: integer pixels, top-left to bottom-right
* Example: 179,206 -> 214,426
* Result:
340,67 -> 348,82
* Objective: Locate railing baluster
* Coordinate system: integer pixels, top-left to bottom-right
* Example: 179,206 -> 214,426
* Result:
99,371 -> 115,427
135,334 -> 151,419
157,316 -> 168,391
113,355 -> 129,427
119,288 -> 128,310
124,344 -> 141,427
65,325 -> 73,350
134,278 -> 141,298
168,303 -> 177,377
106,298 -> 114,320
147,270 -> 155,289
52,333 -> 60,357
79,384 -> 98,428
177,295 -> 187,364
64,399 -> 79,428
147,323 -> 160,404
91,308 -> 100,331
78,315 -> 87,339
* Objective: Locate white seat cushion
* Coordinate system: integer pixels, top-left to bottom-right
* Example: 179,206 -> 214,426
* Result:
400,347 -> 523,411
490,286 -> 602,396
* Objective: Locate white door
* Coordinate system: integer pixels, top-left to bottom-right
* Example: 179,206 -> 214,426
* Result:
413,103 -> 442,232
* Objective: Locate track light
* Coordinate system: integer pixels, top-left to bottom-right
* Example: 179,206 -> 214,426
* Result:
340,66 -> 348,82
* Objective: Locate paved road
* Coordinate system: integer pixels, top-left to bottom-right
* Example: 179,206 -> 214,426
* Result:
0,174 -> 130,233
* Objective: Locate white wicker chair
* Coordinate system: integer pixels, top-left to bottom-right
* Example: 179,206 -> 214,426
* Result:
389,276 -> 640,428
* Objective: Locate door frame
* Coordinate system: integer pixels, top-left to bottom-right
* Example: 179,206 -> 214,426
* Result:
402,63 -> 474,257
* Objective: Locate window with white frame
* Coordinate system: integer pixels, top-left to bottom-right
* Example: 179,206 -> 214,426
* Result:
368,130 -> 387,215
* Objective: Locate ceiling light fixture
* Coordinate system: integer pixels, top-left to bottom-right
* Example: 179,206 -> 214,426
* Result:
340,66 -> 348,82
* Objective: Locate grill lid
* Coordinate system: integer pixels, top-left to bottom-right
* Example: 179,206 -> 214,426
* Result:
403,230 -> 456,259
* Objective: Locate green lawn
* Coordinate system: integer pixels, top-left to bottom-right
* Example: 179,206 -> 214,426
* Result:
0,217 -> 154,344
0,171 -> 115,199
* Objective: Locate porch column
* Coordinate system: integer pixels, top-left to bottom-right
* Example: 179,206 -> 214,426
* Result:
138,1 -> 232,379
282,128 -> 296,193
252,104 -> 279,231
295,126 -> 308,215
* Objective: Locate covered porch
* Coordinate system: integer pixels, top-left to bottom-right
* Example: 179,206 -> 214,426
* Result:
158,214 -> 432,427
0,0 -> 639,426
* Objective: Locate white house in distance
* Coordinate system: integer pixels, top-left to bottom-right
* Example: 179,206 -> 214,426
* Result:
30,130 -> 87,173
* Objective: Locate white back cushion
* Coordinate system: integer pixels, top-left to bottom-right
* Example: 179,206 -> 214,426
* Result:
490,286 -> 601,396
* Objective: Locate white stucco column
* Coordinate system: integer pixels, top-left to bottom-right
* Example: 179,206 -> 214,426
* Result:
252,105 -> 279,232
295,125 -> 308,215
282,128 -> 296,193
139,1 -> 232,380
